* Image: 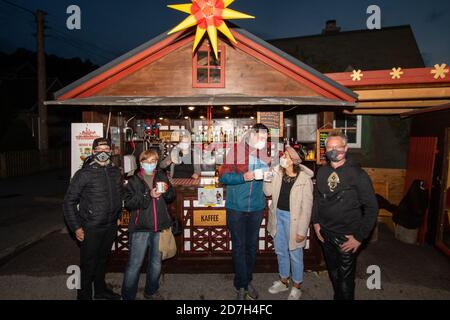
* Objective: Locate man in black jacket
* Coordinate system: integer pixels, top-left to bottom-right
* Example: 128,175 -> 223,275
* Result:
64,137 -> 124,300
312,131 -> 378,300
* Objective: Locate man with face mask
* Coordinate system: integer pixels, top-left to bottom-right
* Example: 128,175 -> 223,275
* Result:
219,123 -> 271,300
311,131 -> 378,300
64,137 -> 124,300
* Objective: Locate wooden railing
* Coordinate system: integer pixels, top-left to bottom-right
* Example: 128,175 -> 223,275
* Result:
0,148 -> 69,179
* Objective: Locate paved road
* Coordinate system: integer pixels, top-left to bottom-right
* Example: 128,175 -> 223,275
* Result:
0,225 -> 448,300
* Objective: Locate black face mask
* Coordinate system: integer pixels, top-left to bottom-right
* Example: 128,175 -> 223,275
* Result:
93,151 -> 111,162
326,150 -> 345,163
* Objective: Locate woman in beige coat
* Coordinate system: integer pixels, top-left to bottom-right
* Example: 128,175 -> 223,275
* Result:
263,146 -> 314,300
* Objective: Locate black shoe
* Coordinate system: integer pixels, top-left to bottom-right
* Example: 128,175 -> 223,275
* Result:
94,288 -> 121,300
143,291 -> 165,300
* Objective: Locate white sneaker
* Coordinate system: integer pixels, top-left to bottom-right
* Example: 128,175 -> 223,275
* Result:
288,287 -> 302,300
268,280 -> 289,294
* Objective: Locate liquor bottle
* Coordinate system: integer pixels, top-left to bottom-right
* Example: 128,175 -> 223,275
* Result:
220,127 -> 224,142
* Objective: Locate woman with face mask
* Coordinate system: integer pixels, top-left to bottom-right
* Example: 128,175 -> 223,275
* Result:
160,130 -> 201,179
122,149 -> 176,300
263,146 -> 314,300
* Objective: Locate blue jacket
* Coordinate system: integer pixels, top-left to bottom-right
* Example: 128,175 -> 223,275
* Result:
219,155 -> 268,212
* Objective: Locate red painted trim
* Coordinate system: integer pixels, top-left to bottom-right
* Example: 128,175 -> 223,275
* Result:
57,31 -> 187,100
192,44 -> 226,88
326,67 -> 450,88
233,30 -> 356,102
435,240 -> 450,256
77,35 -> 195,98
234,40 -> 339,100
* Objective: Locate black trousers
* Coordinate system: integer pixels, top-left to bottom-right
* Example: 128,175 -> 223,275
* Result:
78,223 -> 117,300
322,230 -> 357,300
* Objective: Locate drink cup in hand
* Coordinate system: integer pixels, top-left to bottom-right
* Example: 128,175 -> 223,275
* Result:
254,169 -> 263,180
156,182 -> 166,193
264,171 -> 274,182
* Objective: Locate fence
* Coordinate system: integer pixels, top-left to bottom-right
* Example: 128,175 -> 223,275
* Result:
0,148 -> 70,179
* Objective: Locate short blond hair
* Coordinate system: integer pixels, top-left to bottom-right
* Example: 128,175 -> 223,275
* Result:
325,129 -> 348,146
139,149 -> 159,162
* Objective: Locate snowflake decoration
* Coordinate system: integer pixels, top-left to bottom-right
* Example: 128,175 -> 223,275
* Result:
390,67 -> 403,79
350,70 -> 363,81
431,64 -> 449,79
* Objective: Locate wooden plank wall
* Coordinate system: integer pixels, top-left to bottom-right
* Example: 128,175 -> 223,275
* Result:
364,167 -> 406,232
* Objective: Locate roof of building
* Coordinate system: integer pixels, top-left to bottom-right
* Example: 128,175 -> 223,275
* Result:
53,26 -> 357,102
268,25 -> 425,73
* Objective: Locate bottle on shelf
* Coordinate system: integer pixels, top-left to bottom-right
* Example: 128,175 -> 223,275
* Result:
219,127 -> 224,142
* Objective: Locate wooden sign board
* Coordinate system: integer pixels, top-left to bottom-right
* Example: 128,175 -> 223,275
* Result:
257,112 -> 283,138
316,129 -> 334,165
193,210 -> 227,227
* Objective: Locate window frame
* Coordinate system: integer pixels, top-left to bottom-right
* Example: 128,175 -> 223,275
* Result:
192,44 -> 225,88
333,114 -> 362,149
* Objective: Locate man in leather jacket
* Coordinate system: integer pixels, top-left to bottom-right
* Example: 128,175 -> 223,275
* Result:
312,131 -> 378,300
64,137 -> 124,300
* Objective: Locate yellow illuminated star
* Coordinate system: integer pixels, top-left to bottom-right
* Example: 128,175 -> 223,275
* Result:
390,67 -> 403,79
431,63 -> 449,79
167,0 -> 254,59
350,70 -> 363,81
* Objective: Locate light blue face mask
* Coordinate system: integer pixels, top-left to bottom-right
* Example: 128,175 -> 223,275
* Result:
141,162 -> 157,174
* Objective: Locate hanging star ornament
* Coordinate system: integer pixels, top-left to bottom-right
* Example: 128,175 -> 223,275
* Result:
167,0 -> 254,59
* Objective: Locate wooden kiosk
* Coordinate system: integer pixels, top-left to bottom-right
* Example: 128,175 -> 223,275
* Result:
47,20 -> 357,272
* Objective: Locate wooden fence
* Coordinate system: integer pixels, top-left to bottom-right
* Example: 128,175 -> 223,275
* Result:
0,148 -> 69,179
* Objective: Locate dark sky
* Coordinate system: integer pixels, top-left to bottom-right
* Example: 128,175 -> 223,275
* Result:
1,0 -> 449,67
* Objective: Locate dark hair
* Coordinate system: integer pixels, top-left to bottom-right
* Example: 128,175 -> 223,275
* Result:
281,163 -> 302,178
251,123 -> 269,133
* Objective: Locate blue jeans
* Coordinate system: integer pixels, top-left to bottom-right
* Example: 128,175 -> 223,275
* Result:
274,209 -> 304,284
227,209 -> 264,290
121,231 -> 161,300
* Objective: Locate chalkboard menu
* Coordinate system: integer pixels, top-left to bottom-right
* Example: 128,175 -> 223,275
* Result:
257,112 -> 283,137
316,129 -> 333,165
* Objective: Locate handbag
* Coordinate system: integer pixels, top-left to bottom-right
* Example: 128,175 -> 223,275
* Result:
171,216 -> 182,236
159,227 -> 177,260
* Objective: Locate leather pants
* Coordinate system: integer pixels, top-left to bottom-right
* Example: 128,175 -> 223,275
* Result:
321,230 -> 357,300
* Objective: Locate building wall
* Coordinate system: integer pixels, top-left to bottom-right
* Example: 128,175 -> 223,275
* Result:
349,115 -> 411,169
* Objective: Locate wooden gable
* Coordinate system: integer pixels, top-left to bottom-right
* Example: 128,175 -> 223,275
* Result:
94,38 -> 320,98
54,28 -> 357,102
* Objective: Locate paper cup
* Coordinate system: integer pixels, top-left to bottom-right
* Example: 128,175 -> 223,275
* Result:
156,182 -> 166,193
254,169 -> 263,180
263,171 -> 274,182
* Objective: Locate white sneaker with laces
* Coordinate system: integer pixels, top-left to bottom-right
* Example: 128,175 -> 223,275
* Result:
288,287 -> 302,300
268,280 -> 289,294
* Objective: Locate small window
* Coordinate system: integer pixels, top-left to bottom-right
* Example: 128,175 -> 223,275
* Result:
333,115 -> 362,149
193,45 -> 225,88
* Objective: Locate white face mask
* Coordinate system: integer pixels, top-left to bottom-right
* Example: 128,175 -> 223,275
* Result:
178,142 -> 190,150
280,157 -> 289,168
